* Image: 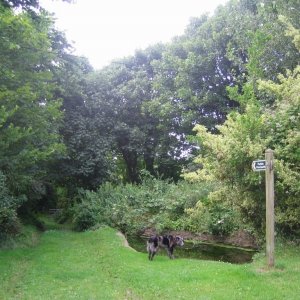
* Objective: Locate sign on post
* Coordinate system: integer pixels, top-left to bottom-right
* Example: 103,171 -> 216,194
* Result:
252,160 -> 266,171
252,150 -> 275,268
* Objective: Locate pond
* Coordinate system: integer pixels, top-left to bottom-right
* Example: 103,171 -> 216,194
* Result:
127,235 -> 257,264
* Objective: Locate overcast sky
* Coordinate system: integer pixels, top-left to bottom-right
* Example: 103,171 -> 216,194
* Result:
40,0 -> 228,69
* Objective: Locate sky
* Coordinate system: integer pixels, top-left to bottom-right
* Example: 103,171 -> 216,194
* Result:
40,0 -> 228,69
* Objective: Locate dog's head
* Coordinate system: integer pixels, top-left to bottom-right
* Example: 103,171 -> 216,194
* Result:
175,236 -> 184,247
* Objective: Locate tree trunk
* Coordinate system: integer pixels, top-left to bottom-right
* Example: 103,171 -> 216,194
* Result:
120,148 -> 140,183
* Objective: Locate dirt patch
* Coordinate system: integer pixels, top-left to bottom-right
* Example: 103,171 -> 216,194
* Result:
141,228 -> 258,249
116,231 -> 137,251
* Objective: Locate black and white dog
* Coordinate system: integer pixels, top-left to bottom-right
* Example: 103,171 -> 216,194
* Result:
147,235 -> 184,260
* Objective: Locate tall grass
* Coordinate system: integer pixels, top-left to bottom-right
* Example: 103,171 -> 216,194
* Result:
0,226 -> 300,299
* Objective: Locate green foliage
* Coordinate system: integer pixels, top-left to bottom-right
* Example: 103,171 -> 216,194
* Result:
0,3 -> 74,236
184,87 -> 268,186
72,174 -> 215,235
72,189 -> 110,231
231,0 -> 300,83
185,187 -> 242,236
84,45 -> 172,183
49,54 -> 113,192
0,172 -> 24,240
58,103 -> 114,191
0,224 -> 40,249
0,4 -> 65,196
260,21 -> 300,234
258,69 -> 300,234
279,15 -> 300,51
185,18 -> 300,235
0,0 -> 39,11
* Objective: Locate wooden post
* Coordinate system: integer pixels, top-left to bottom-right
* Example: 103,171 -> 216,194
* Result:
265,149 -> 275,268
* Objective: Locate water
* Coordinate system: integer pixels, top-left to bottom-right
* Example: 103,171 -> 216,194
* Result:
127,235 -> 257,264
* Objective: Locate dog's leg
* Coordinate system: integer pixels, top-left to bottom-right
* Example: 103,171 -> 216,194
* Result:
167,247 -> 174,259
147,242 -> 152,260
147,242 -> 157,261
150,250 -> 155,260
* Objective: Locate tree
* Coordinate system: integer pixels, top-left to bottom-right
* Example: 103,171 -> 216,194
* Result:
256,18 -> 300,234
0,0 -> 39,11
227,0 -> 300,84
184,17 -> 300,235
0,4 -> 67,227
48,53 -> 113,192
85,45 -> 166,183
0,171 -> 24,238
0,0 -> 73,11
184,87 -> 268,231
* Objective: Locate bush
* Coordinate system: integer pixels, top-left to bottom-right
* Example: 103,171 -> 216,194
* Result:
0,172 -> 24,240
72,189 -> 110,231
184,187 -> 243,235
71,174 -> 217,235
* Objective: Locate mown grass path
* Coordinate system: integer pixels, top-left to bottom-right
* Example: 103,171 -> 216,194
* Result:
1,227 -> 300,299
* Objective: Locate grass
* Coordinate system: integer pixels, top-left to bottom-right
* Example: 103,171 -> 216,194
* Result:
0,226 -> 300,300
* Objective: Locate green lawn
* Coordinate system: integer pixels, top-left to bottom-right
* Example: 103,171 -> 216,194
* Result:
0,226 -> 299,300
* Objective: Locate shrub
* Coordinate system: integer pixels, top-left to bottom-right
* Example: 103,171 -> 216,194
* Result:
72,189 -> 110,231
184,186 -> 243,235
71,174 -> 217,235
0,172 -> 24,240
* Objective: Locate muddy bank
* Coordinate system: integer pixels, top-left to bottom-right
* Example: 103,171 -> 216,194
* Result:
141,228 -> 259,250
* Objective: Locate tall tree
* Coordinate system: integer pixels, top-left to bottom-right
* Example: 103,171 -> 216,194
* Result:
184,15 -> 300,235
85,44 -> 165,183
56,56 -> 115,191
0,3 -> 69,225
146,0 -> 300,166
